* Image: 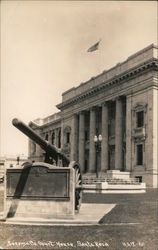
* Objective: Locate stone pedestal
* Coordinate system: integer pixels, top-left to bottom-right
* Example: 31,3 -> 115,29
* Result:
5,164 -> 75,220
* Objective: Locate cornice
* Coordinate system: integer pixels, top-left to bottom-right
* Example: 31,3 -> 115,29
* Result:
38,118 -> 61,129
29,121 -> 40,129
58,76 -> 154,119
56,58 -> 158,110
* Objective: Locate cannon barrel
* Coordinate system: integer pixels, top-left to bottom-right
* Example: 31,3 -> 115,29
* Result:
12,118 -> 70,165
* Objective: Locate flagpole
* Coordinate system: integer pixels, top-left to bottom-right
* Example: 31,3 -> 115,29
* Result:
87,38 -> 103,75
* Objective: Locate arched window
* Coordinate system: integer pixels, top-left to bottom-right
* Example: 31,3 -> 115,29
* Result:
45,133 -> 49,141
51,131 -> 55,145
66,132 -> 70,144
58,129 -> 61,148
64,126 -> 71,145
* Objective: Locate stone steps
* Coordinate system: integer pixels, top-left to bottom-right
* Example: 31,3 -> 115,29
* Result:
82,176 -> 140,185
82,171 -> 146,193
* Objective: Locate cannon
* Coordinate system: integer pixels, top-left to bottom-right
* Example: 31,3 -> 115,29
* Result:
12,118 -> 70,166
12,118 -> 82,213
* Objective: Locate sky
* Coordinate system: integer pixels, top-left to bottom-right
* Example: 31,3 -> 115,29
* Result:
0,0 -> 157,157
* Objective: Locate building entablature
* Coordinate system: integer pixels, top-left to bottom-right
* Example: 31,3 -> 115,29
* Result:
58,76 -> 155,120
57,58 -> 158,111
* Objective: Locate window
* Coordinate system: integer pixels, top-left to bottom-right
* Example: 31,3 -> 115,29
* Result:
45,133 -> 49,141
58,129 -> 61,148
136,111 -> 144,128
51,131 -> 55,145
64,126 -> 71,145
137,144 -> 143,165
66,132 -> 70,144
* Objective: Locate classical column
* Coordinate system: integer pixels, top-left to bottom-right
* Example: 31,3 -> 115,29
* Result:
70,114 -> 78,161
54,129 -> 57,147
101,102 -> 109,172
115,97 -> 123,170
152,88 -> 158,187
89,107 -> 96,172
78,111 -> 85,172
126,95 -> 132,171
60,119 -> 65,150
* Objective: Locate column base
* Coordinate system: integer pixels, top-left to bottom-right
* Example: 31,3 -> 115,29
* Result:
84,171 -> 98,175
83,171 -> 107,178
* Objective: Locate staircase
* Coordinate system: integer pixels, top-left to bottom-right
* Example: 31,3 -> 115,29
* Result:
83,176 -> 140,185
82,171 -> 146,193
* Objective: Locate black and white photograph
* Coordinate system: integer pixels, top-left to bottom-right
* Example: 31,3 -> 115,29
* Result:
0,0 -> 157,249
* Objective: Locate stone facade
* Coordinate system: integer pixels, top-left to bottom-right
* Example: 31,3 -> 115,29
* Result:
29,44 -> 158,188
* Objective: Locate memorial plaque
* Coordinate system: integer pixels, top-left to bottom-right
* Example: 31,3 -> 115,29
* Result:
7,166 -> 70,200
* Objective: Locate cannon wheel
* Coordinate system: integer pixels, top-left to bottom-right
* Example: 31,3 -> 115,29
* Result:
69,161 -> 82,212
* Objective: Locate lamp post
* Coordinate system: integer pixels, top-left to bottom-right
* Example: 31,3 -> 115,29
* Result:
94,134 -> 102,178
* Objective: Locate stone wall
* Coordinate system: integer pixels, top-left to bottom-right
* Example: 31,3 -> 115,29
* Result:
128,87 -> 158,187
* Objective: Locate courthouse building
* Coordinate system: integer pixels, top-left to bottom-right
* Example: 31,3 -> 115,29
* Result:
29,44 -> 158,187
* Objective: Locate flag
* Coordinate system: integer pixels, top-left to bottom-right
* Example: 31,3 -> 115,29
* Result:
87,39 -> 101,52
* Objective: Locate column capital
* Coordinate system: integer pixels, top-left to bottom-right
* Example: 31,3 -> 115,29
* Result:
72,113 -> 78,117
78,110 -> 86,115
115,96 -> 125,102
101,101 -> 109,107
90,106 -> 97,112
